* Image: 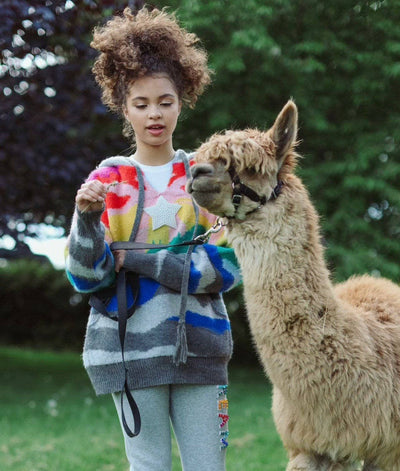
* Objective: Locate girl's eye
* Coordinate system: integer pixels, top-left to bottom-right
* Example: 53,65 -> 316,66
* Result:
161,102 -> 173,107
135,104 -> 147,109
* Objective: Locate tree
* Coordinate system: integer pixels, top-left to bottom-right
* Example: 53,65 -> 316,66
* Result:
1,0 -> 400,281
171,0 -> 400,281
0,0 -> 129,243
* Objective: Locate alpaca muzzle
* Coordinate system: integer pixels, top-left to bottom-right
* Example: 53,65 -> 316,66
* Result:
187,164 -> 222,194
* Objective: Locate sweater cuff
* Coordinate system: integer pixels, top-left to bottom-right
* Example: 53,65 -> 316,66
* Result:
74,207 -> 105,237
76,206 -> 104,224
123,251 -> 151,275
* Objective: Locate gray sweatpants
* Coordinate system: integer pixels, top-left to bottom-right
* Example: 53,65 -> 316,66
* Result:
112,384 -> 229,471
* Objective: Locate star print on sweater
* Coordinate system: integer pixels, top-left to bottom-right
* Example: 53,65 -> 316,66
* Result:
144,196 -> 182,230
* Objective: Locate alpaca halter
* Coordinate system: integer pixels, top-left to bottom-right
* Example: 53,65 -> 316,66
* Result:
228,167 -> 284,217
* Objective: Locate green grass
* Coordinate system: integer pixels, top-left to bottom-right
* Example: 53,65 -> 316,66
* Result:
0,347 -> 287,470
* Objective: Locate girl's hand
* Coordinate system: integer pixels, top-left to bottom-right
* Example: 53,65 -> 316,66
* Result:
76,180 -> 107,213
113,250 -> 126,273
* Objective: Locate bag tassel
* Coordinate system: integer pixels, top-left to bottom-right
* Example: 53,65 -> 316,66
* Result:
173,162 -> 199,367
174,321 -> 188,365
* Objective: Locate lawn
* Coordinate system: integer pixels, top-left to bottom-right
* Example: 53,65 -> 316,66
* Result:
0,347 -> 287,470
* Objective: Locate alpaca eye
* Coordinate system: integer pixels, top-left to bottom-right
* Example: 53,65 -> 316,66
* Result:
219,157 -> 229,169
246,167 -> 257,175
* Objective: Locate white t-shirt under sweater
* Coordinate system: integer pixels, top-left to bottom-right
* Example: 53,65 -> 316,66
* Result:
131,158 -> 173,193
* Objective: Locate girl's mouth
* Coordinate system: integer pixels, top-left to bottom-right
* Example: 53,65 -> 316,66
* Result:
147,125 -> 165,136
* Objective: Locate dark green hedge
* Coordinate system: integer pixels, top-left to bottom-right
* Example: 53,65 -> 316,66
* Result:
0,259 -> 88,351
0,260 -> 258,364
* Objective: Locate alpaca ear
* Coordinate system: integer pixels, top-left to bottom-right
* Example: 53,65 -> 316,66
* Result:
271,100 -> 298,167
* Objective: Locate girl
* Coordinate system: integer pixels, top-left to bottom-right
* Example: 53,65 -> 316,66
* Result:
65,7 -> 241,471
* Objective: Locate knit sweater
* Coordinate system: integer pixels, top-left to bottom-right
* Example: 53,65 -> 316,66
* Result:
65,150 -> 241,395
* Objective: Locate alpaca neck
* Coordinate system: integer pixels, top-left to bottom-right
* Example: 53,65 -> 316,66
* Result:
228,178 -> 336,325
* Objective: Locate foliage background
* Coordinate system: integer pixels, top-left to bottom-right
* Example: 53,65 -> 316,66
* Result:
1,0 -> 400,352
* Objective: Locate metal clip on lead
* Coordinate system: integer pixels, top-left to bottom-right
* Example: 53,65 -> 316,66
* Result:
194,218 -> 225,244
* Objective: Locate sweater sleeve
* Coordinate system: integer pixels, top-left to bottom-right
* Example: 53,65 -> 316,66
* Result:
122,243 -> 241,294
65,208 -> 116,293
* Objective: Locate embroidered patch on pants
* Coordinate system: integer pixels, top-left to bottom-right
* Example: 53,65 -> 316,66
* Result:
217,385 -> 229,450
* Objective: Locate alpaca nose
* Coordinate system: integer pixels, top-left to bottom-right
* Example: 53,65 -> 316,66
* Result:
191,164 -> 214,179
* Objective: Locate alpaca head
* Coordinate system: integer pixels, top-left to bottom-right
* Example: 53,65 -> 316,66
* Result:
187,100 -> 299,220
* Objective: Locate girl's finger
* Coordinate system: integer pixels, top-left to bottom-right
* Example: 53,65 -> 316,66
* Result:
77,189 -> 104,202
81,181 -> 108,196
77,184 -> 106,200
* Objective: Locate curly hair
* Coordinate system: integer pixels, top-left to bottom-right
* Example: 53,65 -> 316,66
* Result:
91,7 -> 212,115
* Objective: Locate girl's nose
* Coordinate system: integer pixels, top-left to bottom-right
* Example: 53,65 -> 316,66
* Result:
149,105 -> 162,119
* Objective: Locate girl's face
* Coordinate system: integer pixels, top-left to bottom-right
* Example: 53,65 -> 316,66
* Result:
124,74 -> 182,153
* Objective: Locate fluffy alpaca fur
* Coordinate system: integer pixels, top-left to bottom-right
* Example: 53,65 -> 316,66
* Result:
187,101 -> 400,471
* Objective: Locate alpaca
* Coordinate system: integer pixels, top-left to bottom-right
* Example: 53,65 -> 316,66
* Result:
186,101 -> 400,471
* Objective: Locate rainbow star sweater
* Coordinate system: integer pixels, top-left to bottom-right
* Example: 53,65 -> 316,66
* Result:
65,150 -> 241,395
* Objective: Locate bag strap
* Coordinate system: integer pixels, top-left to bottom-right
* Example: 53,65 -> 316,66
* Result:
129,166 -> 145,241
110,159 -> 221,436
117,164 -> 144,438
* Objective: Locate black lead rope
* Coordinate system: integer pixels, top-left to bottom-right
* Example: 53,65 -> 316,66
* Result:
117,268 -> 141,437
110,239 -> 204,251
89,268 -> 142,437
